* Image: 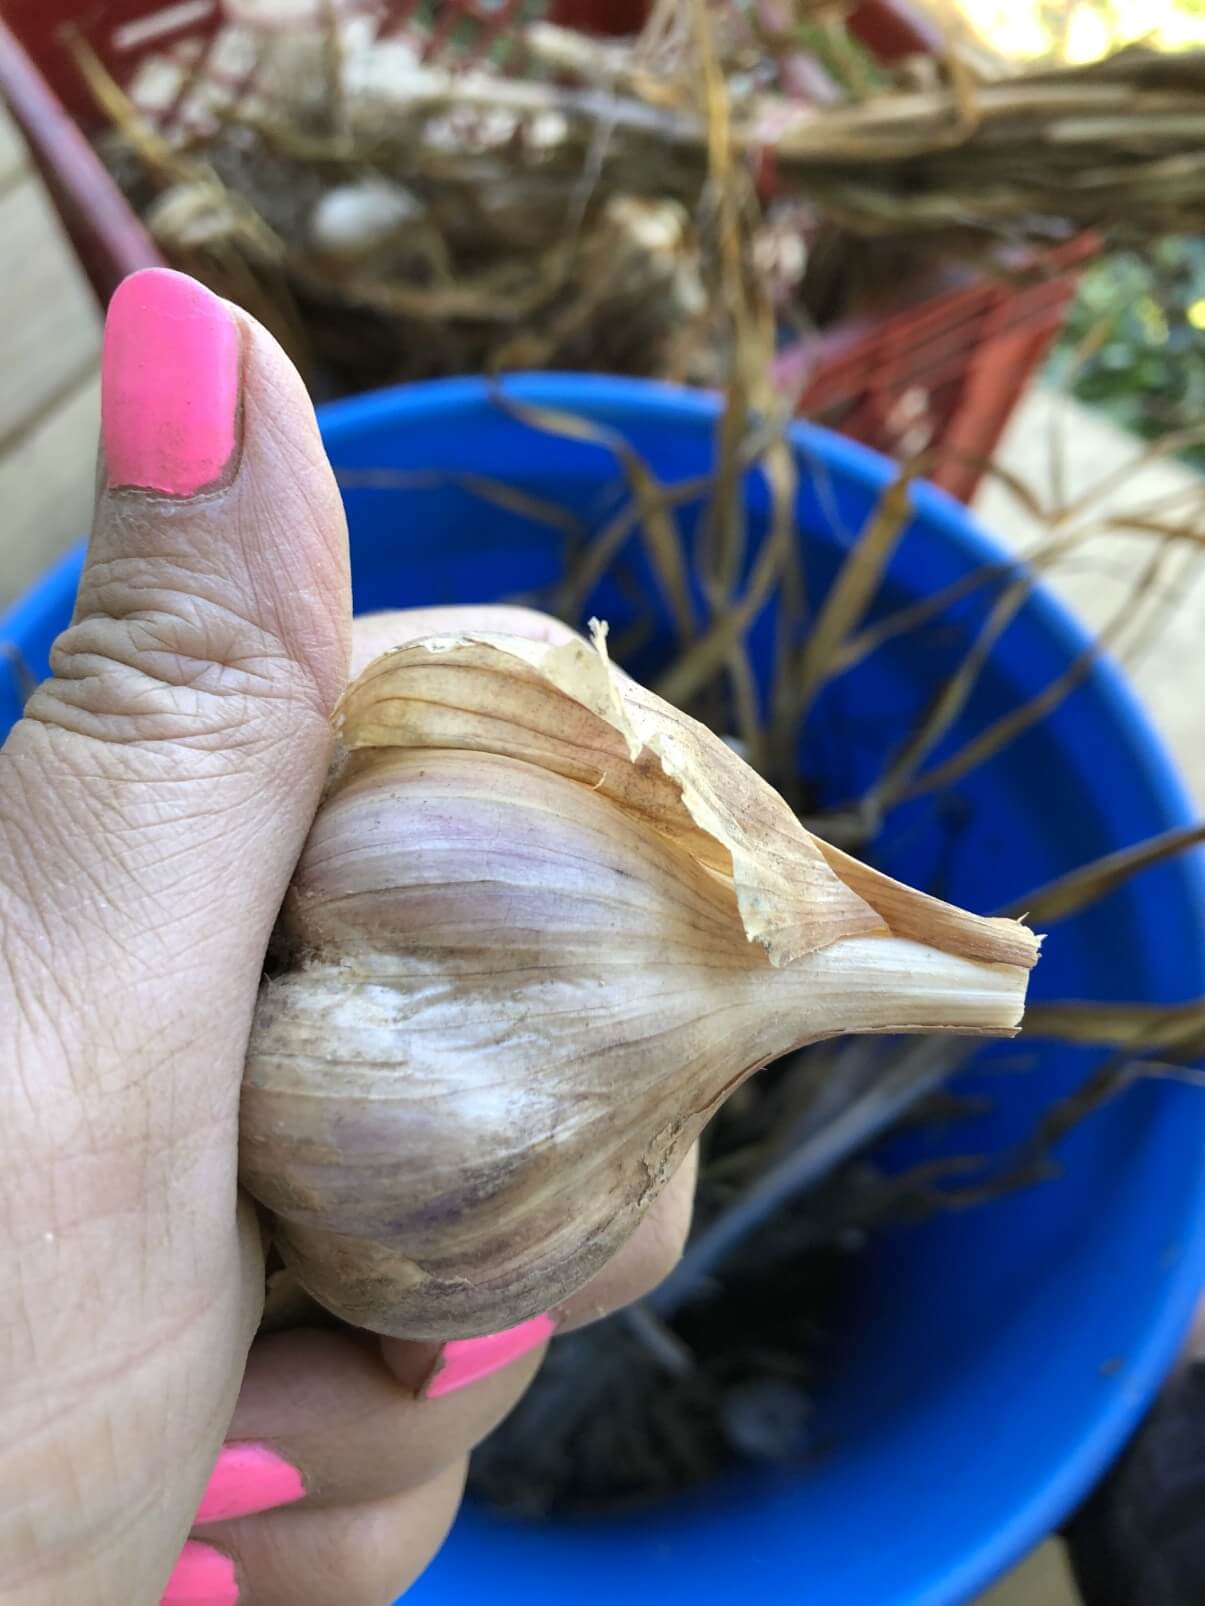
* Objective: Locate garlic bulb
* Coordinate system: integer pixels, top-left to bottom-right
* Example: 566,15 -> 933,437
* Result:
308,179 -> 427,266
241,625 -> 1038,1339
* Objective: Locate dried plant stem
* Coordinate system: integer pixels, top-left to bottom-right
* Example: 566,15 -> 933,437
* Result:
401,50 -> 1204,232
1026,1000 -> 1205,1059
334,468 -> 591,547
692,0 -> 749,601
557,500 -> 649,622
1059,424 -> 1205,525
788,466 -> 921,730
830,529 -> 1080,673
1123,543 -> 1205,673
725,641 -> 766,773
69,29 -> 190,181
766,438 -> 806,779
653,432 -> 797,711
493,394 -> 697,644
866,572 -> 1034,813
896,1033 -> 1205,1218
319,0 -> 349,147
1007,821 -> 1205,925
648,1036 -> 971,1317
892,533 -> 1175,804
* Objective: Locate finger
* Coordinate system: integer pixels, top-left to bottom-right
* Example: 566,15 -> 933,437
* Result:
191,1322 -> 545,1519
0,270 -> 349,1599
175,1464 -> 465,1606
555,1143 -> 699,1333
349,604 -> 577,678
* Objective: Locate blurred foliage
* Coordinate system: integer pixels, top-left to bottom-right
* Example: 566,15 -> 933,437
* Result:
1049,236 -> 1205,470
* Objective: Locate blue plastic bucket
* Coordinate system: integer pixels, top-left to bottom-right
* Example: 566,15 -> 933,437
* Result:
3,375 -> 1204,1606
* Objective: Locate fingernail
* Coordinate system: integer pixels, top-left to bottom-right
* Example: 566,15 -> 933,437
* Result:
195,1442 -> 306,1525
103,268 -> 240,497
424,1313 -> 555,1399
160,1540 -> 239,1605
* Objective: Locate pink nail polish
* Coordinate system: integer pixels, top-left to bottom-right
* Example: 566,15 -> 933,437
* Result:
195,1442 -> 306,1525
102,268 -> 240,497
160,1540 -> 238,1605
425,1313 -> 554,1399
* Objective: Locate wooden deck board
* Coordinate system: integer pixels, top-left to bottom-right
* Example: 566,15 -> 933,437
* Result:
0,106 -> 99,603
973,388 -> 1205,805
0,103 -> 27,191
0,370 -> 98,609
0,173 -> 101,451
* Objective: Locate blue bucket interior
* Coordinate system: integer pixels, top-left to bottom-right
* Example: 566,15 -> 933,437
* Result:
3,374 -> 1204,1606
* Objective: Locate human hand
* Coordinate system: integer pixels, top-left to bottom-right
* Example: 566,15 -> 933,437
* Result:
0,269 -> 696,1606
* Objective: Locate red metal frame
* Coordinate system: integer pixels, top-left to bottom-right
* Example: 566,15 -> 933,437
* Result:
776,236 -> 1095,503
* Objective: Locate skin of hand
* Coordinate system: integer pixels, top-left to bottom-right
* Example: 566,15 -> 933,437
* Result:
0,269 -> 696,1606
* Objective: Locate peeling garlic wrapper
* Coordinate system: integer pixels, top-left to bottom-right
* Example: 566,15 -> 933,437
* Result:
241,624 -> 1039,1339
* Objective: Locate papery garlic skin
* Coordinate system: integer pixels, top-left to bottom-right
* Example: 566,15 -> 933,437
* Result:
241,629 -> 1038,1338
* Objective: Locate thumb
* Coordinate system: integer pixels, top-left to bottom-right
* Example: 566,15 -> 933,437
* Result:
14,265 -> 351,1103
17,265 -> 350,1033
0,269 -> 349,1599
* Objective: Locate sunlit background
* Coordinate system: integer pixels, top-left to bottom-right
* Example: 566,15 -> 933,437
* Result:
956,0 -> 1203,59
945,0 -> 1205,465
